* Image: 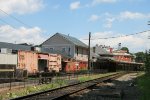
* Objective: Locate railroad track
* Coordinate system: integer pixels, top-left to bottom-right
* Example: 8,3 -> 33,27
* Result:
11,72 -> 127,100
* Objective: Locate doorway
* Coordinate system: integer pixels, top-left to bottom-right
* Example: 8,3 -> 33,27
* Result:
38,59 -> 48,72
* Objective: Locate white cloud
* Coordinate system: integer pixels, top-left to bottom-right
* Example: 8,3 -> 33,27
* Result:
88,14 -> 100,22
104,17 -> 115,28
102,11 -> 150,28
0,25 -> 46,45
92,0 -> 117,5
70,1 -> 80,10
0,0 -> 44,15
81,31 -> 150,52
119,11 -> 150,20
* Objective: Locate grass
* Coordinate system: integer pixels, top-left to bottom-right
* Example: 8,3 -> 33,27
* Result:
78,72 -> 118,82
0,79 -> 68,100
137,72 -> 150,100
0,72 -> 118,100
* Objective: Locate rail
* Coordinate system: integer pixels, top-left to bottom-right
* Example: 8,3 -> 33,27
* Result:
11,72 -> 126,100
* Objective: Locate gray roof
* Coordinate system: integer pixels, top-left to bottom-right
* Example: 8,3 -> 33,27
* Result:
57,33 -> 88,48
93,47 -> 113,56
99,49 -> 113,56
0,42 -> 31,51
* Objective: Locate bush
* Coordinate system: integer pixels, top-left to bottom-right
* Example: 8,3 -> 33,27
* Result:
0,96 -> 3,100
145,50 -> 150,74
137,73 -> 150,100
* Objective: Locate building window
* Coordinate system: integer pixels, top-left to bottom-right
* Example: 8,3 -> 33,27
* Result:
62,48 -> 66,53
76,47 -> 78,56
68,47 -> 71,55
50,48 -> 53,51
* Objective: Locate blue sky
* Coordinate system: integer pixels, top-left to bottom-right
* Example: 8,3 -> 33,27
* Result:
0,0 -> 150,53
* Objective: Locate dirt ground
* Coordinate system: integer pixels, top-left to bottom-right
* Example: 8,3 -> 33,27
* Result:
68,73 -> 140,100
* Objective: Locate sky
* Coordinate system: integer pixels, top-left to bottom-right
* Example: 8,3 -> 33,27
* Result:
0,0 -> 150,53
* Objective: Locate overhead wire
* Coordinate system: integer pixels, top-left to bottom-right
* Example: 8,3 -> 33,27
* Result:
0,17 -> 17,29
0,8 -> 149,41
0,9 -> 45,44
0,9 -> 33,44
83,30 -> 150,40
0,9 -> 43,35
0,9 -> 33,28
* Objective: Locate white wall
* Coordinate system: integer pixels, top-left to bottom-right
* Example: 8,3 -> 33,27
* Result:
0,53 -> 17,65
74,46 -> 88,61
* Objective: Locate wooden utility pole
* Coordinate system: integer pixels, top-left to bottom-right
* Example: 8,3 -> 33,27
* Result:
88,32 -> 91,71
148,21 -> 150,39
148,21 -> 150,25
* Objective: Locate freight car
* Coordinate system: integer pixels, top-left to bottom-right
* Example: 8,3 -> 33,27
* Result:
0,50 -> 62,79
18,50 -> 62,75
18,50 -> 38,75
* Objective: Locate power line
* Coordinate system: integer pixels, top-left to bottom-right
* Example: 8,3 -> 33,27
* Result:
0,9 -> 46,39
0,9 -> 44,44
0,17 -> 17,29
0,9 -> 44,36
0,9 -> 32,28
83,30 -> 150,40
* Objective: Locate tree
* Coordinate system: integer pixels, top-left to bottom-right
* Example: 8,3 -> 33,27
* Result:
134,50 -> 150,74
145,50 -> 150,74
121,47 -> 129,53
135,52 -> 145,63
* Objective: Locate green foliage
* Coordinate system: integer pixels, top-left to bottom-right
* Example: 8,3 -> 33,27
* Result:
137,73 -> 150,100
121,47 -> 129,53
135,52 -> 145,63
145,50 -> 150,74
26,86 -> 37,93
0,96 -> 3,100
57,79 -> 67,87
7,93 -> 17,98
1,72 -> 117,99
78,72 -> 117,82
134,50 -> 150,74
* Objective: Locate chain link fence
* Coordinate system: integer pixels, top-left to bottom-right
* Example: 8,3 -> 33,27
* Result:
0,71 -> 94,90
